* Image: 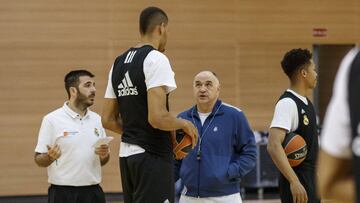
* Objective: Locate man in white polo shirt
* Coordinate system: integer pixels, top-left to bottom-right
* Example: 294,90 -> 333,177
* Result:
34,70 -> 109,203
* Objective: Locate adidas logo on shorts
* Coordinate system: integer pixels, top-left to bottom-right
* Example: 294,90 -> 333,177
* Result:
117,71 -> 138,97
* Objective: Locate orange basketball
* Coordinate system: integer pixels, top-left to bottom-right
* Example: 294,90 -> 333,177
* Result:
173,129 -> 193,160
282,132 -> 307,167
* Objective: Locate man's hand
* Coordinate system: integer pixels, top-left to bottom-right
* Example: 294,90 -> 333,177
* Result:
95,144 -> 110,158
46,145 -> 61,161
182,119 -> 198,149
290,180 -> 308,203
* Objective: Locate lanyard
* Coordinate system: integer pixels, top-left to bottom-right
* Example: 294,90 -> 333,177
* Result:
191,104 -> 222,160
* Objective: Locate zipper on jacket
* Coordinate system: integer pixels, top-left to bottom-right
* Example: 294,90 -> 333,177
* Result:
191,104 -> 222,197
197,156 -> 201,197
197,121 -> 203,198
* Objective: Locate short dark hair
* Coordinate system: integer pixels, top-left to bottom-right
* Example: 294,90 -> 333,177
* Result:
281,48 -> 312,79
64,70 -> 94,98
139,7 -> 168,35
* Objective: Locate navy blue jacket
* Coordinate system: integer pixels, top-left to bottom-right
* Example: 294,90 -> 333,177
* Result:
175,100 -> 257,197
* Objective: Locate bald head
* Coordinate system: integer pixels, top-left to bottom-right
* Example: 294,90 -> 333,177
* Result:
193,71 -> 220,111
193,71 -> 220,86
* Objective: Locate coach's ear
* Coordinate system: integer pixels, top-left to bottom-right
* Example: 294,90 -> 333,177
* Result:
69,86 -> 78,99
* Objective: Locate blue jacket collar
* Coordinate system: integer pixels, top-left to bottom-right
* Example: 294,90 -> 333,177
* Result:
187,100 -> 224,119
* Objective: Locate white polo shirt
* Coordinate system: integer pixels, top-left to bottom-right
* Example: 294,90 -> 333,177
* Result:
35,102 -> 107,186
104,50 -> 177,157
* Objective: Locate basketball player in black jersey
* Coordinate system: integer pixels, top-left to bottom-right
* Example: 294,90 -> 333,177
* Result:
101,7 -> 198,203
318,47 -> 360,203
267,48 -> 320,203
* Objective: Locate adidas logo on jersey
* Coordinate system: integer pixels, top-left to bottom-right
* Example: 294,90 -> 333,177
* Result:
117,71 -> 138,96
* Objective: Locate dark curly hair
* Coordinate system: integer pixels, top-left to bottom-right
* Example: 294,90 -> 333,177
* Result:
281,48 -> 312,79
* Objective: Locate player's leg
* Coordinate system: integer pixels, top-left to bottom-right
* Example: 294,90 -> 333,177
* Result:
278,175 -> 293,203
120,157 -> 134,203
128,152 -> 175,203
297,170 -> 321,203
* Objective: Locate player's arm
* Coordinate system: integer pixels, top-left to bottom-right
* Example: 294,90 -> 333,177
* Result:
102,64 -> 123,134
101,98 -> 123,134
317,150 -> 354,202
267,128 -> 299,183
148,86 -> 198,147
147,87 -> 185,130
147,86 -> 197,146
267,127 -> 307,203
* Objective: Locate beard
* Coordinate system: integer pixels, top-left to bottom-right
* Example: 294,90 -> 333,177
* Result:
75,90 -> 95,109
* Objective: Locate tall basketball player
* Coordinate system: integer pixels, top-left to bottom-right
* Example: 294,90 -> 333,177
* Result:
101,7 -> 198,203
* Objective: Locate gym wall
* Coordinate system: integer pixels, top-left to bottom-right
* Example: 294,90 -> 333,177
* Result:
0,0 -> 358,196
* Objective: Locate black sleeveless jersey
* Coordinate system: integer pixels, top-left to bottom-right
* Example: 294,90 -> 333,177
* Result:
348,50 -> 360,203
111,45 -> 172,159
279,91 -> 319,171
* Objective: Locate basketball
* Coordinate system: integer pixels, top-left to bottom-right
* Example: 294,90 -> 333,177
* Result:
173,129 -> 193,160
282,132 -> 307,167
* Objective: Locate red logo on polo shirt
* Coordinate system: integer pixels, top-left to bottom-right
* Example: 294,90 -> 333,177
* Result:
63,131 -> 78,137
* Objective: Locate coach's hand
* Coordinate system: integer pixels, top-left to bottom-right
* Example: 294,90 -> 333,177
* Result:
290,180 -> 308,203
95,144 -> 110,158
182,120 -> 198,149
47,144 -> 61,161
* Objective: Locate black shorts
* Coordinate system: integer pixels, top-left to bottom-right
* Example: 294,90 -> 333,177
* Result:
279,170 -> 320,203
48,184 -> 105,203
120,152 -> 175,203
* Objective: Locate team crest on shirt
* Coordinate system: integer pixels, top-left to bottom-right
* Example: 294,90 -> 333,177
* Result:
303,115 -> 309,126
94,128 -> 100,137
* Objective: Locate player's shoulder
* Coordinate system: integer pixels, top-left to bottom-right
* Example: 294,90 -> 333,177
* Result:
276,97 -> 297,109
146,50 -> 170,63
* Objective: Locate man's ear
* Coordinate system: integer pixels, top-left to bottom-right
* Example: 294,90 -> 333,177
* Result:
70,87 -> 77,98
301,68 -> 307,78
159,22 -> 166,34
